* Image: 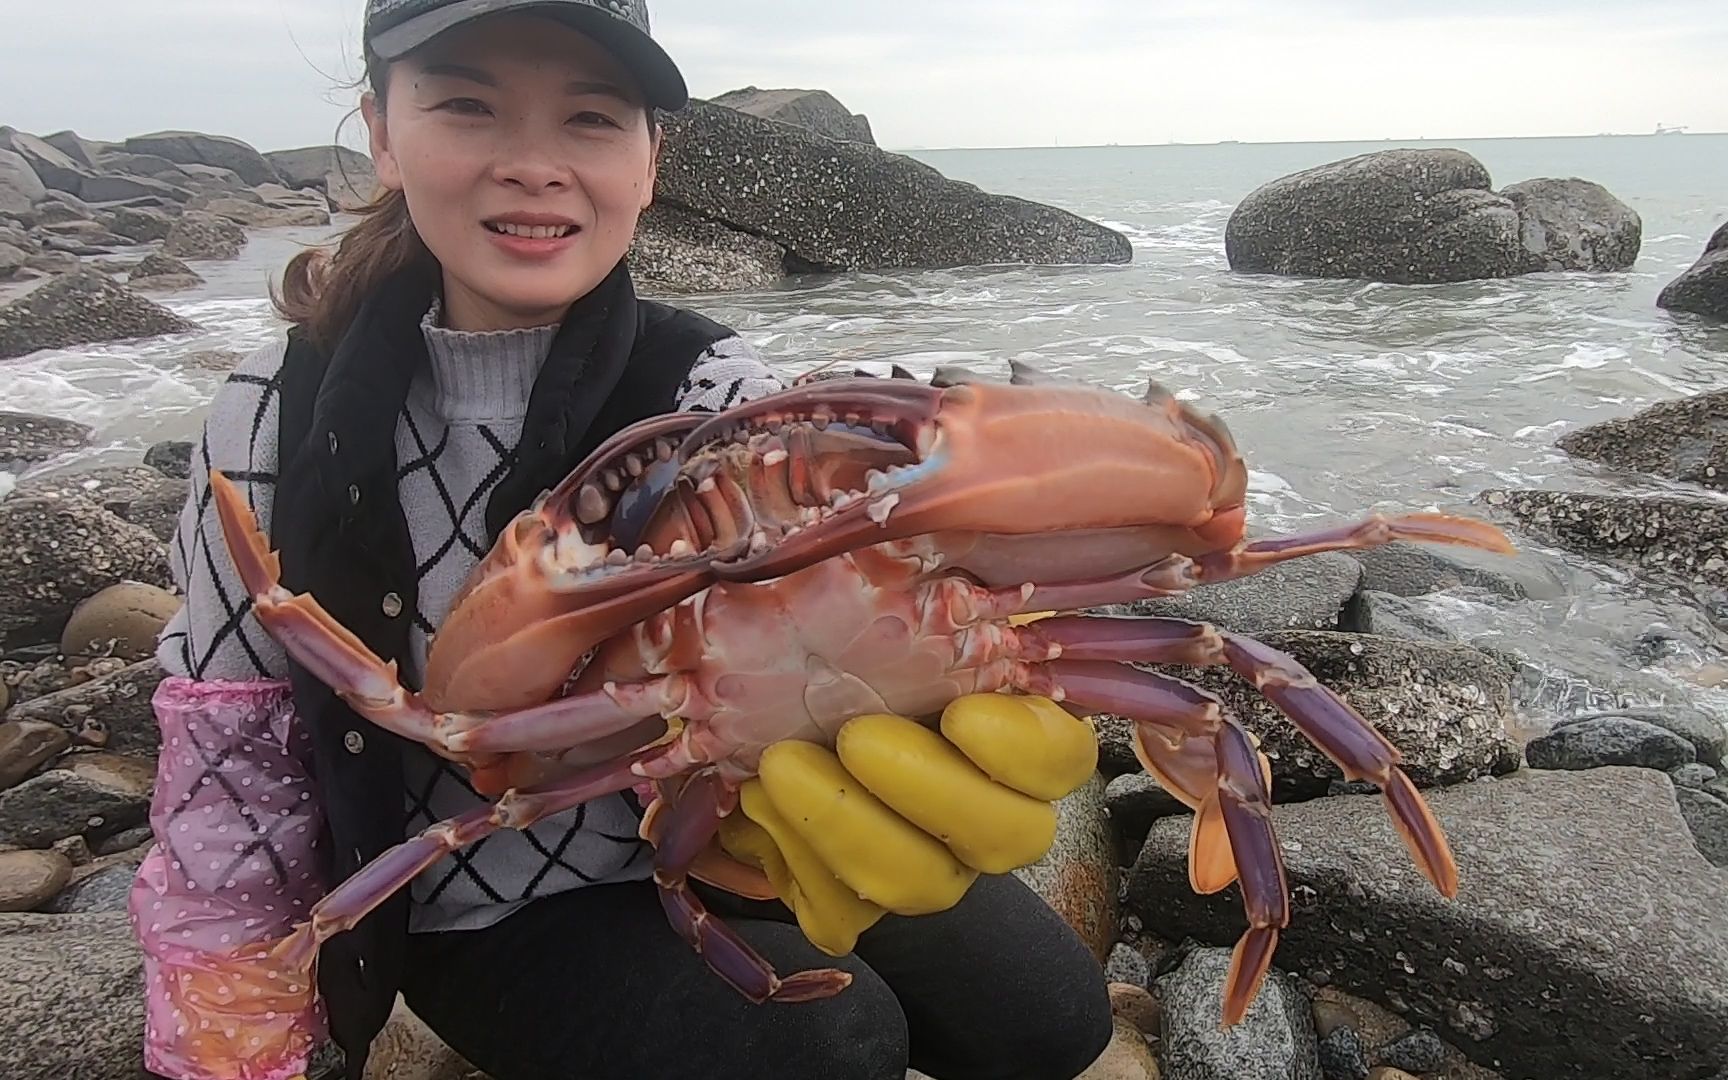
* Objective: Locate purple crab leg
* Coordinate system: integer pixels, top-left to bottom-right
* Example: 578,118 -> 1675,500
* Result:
266,745 -> 672,971
653,770 -> 854,1004
440,675 -> 684,755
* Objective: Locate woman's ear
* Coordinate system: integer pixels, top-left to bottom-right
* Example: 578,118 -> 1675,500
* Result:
640,121 -> 662,211
362,90 -> 404,192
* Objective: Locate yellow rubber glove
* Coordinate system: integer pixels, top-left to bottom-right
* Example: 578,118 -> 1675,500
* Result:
717,691 -> 1098,956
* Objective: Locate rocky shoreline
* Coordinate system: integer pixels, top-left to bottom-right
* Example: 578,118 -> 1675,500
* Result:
3,96 -> 1728,1080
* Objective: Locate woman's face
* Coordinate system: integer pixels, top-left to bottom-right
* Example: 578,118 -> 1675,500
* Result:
363,14 -> 660,331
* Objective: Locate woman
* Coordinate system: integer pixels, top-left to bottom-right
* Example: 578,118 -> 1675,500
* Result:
130,2 -> 1114,1078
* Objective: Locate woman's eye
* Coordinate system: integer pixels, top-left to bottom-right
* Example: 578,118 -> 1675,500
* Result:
572,111 -> 621,128
439,98 -> 491,116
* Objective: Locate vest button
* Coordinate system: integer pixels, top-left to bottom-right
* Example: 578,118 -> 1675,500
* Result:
327,431 -> 339,455
381,592 -> 402,618
348,483 -> 361,505
344,730 -> 365,754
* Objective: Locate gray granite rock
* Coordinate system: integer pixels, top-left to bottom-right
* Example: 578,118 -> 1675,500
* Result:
1338,591 -> 1460,643
656,99 -> 1130,271
1126,767 -> 1728,1078
0,148 -> 44,217
1550,706 -> 1726,769
1657,220 -> 1728,320
1479,488 -> 1728,591
1502,178 -> 1641,272
161,209 -> 246,260
1104,771 -> 1190,863
124,130 -> 278,186
0,267 -> 199,360
1010,773 -> 1116,963
1670,762 -> 1720,789
1155,946 -> 1322,1080
1525,715 -> 1697,771
0,912 -> 147,1080
1674,785 -> 1728,867
711,86 -> 876,144
630,202 -> 786,293
3,659 -> 168,756
265,144 -> 378,209
1557,388 -> 1728,492
44,862 -> 135,913
1095,631 -> 1522,797
1225,149 -> 1526,284
0,767 -> 149,849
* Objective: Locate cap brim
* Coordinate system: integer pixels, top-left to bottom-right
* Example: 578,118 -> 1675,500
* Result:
370,0 -> 688,110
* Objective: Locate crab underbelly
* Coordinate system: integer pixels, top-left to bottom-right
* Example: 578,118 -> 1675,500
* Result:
648,552 -> 999,769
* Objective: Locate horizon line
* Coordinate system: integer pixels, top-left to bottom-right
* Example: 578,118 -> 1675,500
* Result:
894,129 -> 1728,154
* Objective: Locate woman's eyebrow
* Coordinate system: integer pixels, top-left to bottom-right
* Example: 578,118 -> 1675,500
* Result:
420,62 -> 497,86
566,80 -> 632,100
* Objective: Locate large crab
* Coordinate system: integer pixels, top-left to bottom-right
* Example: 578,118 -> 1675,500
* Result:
209,362 -> 1513,1025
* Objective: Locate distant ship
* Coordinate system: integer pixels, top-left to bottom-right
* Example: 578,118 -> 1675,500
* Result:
1654,124 -> 1689,135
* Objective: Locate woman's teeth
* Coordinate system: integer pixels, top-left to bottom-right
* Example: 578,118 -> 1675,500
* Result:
487,222 -> 575,239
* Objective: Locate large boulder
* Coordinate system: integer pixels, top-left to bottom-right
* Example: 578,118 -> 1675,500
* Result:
0,912 -> 148,1080
1479,488 -> 1728,592
0,128 -> 89,195
1225,149 -> 1526,283
1658,220 -> 1728,319
1556,389 -> 1728,491
1227,150 -> 1639,284
161,210 -> 246,260
264,144 -> 378,209
0,267 -> 199,360
1127,767 -> 1728,1079
1502,177 -> 1641,272
0,411 -> 91,473
0,493 -> 171,643
122,130 -> 278,187
0,148 -> 45,217
630,203 -> 785,294
655,99 -> 1129,272
711,86 -> 876,145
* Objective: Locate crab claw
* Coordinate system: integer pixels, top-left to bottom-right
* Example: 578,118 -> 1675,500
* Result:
687,375 -> 1247,583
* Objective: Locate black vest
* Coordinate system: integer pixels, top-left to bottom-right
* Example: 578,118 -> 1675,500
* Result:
270,262 -> 731,1076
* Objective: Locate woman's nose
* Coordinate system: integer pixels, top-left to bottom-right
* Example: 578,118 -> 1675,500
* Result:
490,127 -> 569,192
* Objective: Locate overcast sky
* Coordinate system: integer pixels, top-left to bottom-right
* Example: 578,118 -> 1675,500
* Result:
3,0 -> 1723,152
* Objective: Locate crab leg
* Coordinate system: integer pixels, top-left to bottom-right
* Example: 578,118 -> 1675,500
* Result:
972,512 -> 1515,618
652,770 -> 854,1003
439,675 -> 686,755
1014,657 -> 1286,1025
264,745 -> 670,971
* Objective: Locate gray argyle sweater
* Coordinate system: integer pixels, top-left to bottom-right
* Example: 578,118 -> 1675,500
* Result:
156,299 -> 785,932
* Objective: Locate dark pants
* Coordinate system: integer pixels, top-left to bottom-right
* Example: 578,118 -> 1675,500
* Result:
401,873 -> 1114,1080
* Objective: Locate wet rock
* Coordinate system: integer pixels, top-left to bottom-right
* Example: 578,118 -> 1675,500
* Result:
1317,1026 -> 1370,1080
1104,772 -> 1189,863
1480,488 -> 1728,592
1551,706 -> 1726,769
1338,591 -> 1460,643
1502,178 -> 1641,272
0,719 -> 72,789
43,862 -> 134,913
0,766 -> 150,848
1155,946 -> 1322,1080
1346,540 -> 1562,601
631,202 -> 785,293
1672,762 -> 1720,789
0,267 -> 199,360
1524,715 -> 1696,771
144,438 -> 193,479
161,209 -> 246,260
1105,551 -> 1363,635
1106,941 -> 1152,988
0,850 -> 72,912
1557,388 -> 1728,492
1673,785 -> 1728,867
123,130 -> 278,187
13,464 -> 184,536
1657,220 -> 1728,320
4,658 -> 168,755
711,86 -> 876,144
1225,149 -> 1526,284
0,410 -> 91,473
656,99 -> 1129,271
1376,1028 -> 1449,1074
127,249 -> 203,290
0,493 -> 170,642
0,912 -> 147,1080
1096,632 -> 1521,797
60,581 -> 182,662
1012,773 -> 1116,962
1126,767 -> 1728,1078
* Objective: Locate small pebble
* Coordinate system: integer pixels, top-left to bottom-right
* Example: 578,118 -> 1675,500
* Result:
1318,1026 -> 1370,1080
0,849 -> 72,912
1107,981 -> 1161,1037
1312,998 -> 1363,1038
1106,941 -> 1152,988
1377,1027 -> 1448,1074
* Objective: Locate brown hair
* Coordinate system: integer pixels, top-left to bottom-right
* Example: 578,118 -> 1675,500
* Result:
271,53 -> 433,353
273,49 -> 661,353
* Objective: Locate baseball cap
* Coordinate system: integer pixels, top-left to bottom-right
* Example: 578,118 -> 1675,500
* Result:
364,0 -> 689,110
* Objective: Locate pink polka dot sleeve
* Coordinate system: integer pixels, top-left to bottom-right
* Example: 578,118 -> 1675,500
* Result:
127,676 -> 329,1080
